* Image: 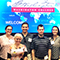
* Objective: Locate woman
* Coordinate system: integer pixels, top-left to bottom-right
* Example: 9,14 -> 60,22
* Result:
10,33 -> 27,60
0,25 -> 14,60
49,26 -> 60,60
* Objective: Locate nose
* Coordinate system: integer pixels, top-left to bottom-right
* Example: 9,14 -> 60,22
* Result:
23,27 -> 27,29
17,40 -> 20,42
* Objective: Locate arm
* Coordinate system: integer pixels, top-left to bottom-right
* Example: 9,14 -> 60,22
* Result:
7,58 -> 11,60
11,51 -> 24,57
32,49 -> 35,60
7,46 -> 12,60
30,38 -> 35,60
24,57 -> 27,60
48,38 -> 52,60
23,45 -> 28,60
0,37 -> 2,50
48,49 -> 51,60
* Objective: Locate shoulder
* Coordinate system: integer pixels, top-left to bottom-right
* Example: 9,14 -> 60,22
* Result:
43,36 -> 50,42
10,35 -> 14,39
57,36 -> 60,38
28,33 -> 34,37
0,35 -> 5,37
10,44 -> 15,49
20,44 -> 26,48
11,35 -> 13,37
44,36 -> 49,40
44,36 -> 48,39
11,44 -> 15,47
56,36 -> 60,40
32,36 -> 39,42
0,35 -> 6,40
33,36 -> 38,39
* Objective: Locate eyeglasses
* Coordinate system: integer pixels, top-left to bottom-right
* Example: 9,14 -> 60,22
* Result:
7,29 -> 12,31
52,29 -> 58,31
16,38 -> 22,40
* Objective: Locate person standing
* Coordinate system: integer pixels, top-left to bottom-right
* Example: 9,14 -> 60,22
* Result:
49,26 -> 60,60
10,33 -> 27,60
31,24 -> 52,60
0,25 -> 15,60
21,22 -> 33,60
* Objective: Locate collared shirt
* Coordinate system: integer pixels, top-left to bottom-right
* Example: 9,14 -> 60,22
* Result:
21,33 -> 33,54
49,36 -> 60,59
31,35 -> 52,59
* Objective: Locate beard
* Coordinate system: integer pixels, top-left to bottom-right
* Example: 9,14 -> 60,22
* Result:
39,34 -> 43,36
22,29 -> 28,34
24,32 -> 26,34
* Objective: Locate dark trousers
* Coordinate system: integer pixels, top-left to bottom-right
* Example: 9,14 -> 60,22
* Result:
0,57 -> 5,60
51,59 -> 58,60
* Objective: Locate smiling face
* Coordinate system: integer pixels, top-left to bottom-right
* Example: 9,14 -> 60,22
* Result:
21,24 -> 29,33
5,26 -> 12,35
52,27 -> 58,36
14,36 -> 22,45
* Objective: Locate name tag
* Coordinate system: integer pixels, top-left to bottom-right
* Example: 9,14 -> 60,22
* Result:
51,41 -> 54,45
44,55 -> 48,60
28,38 -> 32,42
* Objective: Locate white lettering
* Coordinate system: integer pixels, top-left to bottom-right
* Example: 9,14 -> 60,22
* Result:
6,21 -> 23,24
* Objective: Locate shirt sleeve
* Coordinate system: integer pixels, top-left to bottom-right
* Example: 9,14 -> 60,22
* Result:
0,37 -> 2,46
30,39 -> 35,50
0,37 -> 3,50
48,39 -> 52,49
23,52 -> 27,57
59,37 -> 60,47
22,45 -> 28,57
7,53 -> 11,58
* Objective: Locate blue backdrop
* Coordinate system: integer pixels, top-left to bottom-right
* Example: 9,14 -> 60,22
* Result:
0,0 -> 60,33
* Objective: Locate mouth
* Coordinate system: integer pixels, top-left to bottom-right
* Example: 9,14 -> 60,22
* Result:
7,31 -> 11,33
40,32 -> 43,33
16,41 -> 20,43
23,29 -> 27,30
53,32 -> 56,33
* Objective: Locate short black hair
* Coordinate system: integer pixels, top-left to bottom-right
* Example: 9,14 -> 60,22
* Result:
37,24 -> 44,30
52,26 -> 59,35
21,22 -> 29,27
5,25 -> 13,30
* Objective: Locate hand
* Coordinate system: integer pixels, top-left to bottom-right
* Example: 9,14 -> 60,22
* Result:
7,58 -> 11,60
17,52 -> 24,56
48,58 -> 51,60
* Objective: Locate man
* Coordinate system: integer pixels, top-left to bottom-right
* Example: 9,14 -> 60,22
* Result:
21,22 -> 33,60
31,24 -> 52,60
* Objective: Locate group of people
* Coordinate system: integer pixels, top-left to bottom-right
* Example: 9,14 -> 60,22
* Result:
0,22 -> 60,60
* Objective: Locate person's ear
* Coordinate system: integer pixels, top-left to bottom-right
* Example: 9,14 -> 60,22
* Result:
37,29 -> 38,32
28,27 -> 29,29
21,27 -> 22,30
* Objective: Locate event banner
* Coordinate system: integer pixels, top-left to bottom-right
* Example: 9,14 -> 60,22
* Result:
0,0 -> 60,33
10,0 -> 55,12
